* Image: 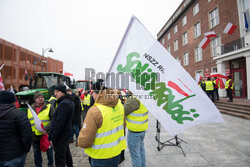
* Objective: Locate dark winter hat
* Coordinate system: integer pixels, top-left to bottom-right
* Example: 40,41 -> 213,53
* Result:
0,91 -> 16,104
92,79 -> 107,94
34,91 -> 44,100
54,84 -> 66,94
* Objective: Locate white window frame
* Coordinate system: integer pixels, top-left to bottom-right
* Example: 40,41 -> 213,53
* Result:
174,25 -> 178,34
167,45 -> 171,54
182,16 -> 187,26
174,39 -> 178,51
176,57 -> 181,64
211,35 -> 221,57
167,33 -> 170,40
195,70 -> 204,77
161,38 -> 165,45
211,67 -> 217,73
194,21 -> 201,38
193,3 -> 199,16
209,7 -> 220,28
182,31 -> 188,46
183,52 -> 189,66
195,47 -> 202,62
208,0 -> 211,2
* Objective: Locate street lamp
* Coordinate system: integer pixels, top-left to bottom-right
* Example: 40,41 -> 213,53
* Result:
41,48 -> 53,72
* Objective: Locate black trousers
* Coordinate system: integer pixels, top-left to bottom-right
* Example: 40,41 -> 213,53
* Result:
227,89 -> 233,102
214,88 -> 219,100
53,140 -> 73,167
206,90 -> 215,102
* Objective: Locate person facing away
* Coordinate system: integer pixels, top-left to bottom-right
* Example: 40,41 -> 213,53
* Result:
0,91 -> 32,167
124,91 -> 148,167
225,76 -> 234,102
48,84 -> 74,167
205,77 -> 215,102
78,80 -> 126,167
66,88 -> 82,145
213,77 -> 220,100
27,91 -> 55,167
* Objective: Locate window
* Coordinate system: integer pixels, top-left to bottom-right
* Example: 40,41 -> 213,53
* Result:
211,36 -> 221,56
174,40 -> 178,51
195,70 -> 203,77
176,57 -> 181,64
195,47 -> 202,62
193,3 -> 199,16
208,0 -> 211,2
211,67 -> 217,73
209,7 -> 219,28
182,16 -> 187,26
183,52 -> 189,66
243,0 -> 250,32
194,21 -> 201,38
161,38 -> 165,45
182,31 -> 188,45
167,45 -> 171,54
174,25 -> 178,34
167,33 -> 170,40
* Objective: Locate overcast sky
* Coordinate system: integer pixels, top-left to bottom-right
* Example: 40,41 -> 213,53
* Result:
0,0 -> 182,80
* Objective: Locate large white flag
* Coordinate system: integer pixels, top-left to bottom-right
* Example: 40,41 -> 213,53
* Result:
106,16 -> 224,136
27,104 -> 44,132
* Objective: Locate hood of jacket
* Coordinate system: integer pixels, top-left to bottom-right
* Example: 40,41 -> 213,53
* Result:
57,93 -> 74,104
0,103 -> 16,118
96,88 -> 120,107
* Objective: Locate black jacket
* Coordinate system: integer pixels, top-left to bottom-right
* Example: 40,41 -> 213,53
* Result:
0,104 -> 32,161
48,94 -> 74,143
72,93 -> 82,128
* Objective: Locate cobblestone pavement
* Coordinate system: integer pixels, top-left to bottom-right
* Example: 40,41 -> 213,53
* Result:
24,111 -> 250,167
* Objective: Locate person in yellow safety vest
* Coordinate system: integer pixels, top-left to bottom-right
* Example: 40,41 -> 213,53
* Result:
225,76 -> 234,102
78,81 -> 126,167
199,77 -> 206,91
27,91 -> 55,167
48,95 -> 58,109
213,77 -> 220,100
82,91 -> 92,122
123,91 -> 148,167
205,77 -> 215,102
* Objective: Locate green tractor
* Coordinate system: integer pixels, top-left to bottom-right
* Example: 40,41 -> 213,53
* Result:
16,72 -> 73,112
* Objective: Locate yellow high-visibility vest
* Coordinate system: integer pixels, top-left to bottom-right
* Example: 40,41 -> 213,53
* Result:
83,94 -> 91,106
48,96 -> 58,109
27,104 -> 51,135
84,102 -> 126,159
205,81 -> 214,91
225,79 -> 234,89
126,101 -> 148,132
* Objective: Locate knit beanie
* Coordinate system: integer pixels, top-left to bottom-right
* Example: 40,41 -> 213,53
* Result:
34,91 -> 44,100
92,79 -> 107,94
0,91 -> 16,104
54,84 -> 66,94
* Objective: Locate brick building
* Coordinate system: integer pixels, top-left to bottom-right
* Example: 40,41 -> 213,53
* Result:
157,0 -> 250,99
0,38 -> 63,91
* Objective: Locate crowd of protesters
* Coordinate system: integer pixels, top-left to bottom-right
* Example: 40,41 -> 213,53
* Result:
0,79 -> 149,167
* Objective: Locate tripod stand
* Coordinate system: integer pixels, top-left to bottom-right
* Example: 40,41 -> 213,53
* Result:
155,120 -> 187,157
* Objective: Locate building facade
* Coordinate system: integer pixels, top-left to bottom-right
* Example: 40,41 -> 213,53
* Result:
157,0 -> 250,99
0,38 -> 63,91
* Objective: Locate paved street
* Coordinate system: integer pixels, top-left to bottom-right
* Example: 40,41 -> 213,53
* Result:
25,112 -> 250,167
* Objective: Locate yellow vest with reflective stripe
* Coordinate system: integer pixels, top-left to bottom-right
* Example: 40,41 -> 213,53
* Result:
83,94 -> 90,106
126,101 -> 148,132
205,81 -> 214,91
84,102 -> 126,159
225,79 -> 234,89
27,104 -> 51,136
48,96 -> 58,109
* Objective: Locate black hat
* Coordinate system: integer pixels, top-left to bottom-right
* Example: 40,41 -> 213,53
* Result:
54,84 -> 66,94
34,91 -> 44,100
92,79 -> 107,93
0,91 -> 16,104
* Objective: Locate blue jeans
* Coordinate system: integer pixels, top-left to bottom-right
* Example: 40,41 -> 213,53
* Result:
89,153 -> 121,167
32,140 -> 53,167
127,130 -> 146,167
71,124 -> 80,140
0,153 -> 26,167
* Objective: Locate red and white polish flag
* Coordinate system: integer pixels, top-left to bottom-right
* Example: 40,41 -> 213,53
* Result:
204,31 -> 216,39
0,64 -> 5,90
199,37 -> 211,49
223,22 -> 237,35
